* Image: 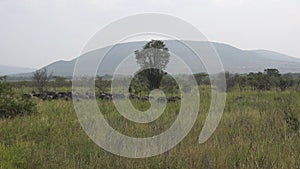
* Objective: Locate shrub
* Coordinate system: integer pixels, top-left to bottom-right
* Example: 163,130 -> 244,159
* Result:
0,82 -> 36,118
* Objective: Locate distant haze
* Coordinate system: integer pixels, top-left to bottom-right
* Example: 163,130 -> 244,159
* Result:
0,0 -> 299,69
0,65 -> 36,76
8,41 -> 300,78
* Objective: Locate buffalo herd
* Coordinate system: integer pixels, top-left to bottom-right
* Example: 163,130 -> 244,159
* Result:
29,91 -> 73,101
24,91 -> 181,103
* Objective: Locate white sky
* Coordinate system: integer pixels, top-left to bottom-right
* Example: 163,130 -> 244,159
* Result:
0,0 -> 299,68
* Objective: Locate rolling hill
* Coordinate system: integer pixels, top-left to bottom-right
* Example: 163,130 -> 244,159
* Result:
9,41 -> 300,78
0,65 -> 36,76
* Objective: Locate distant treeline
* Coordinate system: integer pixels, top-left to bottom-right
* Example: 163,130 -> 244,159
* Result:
2,68 -> 300,93
192,69 -> 300,91
225,69 -> 300,91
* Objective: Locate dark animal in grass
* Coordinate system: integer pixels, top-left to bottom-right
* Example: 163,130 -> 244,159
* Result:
167,96 -> 181,102
22,93 -> 32,99
156,97 -> 166,103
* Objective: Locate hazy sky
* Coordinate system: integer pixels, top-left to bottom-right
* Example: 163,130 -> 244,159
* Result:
0,0 -> 299,68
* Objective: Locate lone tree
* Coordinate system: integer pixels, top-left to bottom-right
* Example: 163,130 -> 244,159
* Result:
134,40 -> 170,90
33,68 -> 52,93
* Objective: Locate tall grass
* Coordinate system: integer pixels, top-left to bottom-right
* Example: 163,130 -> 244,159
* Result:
1,89 -> 300,168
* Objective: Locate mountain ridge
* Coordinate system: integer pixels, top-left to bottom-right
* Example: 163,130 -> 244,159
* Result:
0,65 -> 36,76
7,41 -> 300,78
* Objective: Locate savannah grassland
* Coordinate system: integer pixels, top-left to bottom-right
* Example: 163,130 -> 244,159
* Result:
1,86 -> 300,169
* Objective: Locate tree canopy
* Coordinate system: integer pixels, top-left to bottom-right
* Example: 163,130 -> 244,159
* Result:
134,40 -> 170,90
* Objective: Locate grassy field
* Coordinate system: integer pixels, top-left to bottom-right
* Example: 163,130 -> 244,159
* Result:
1,87 -> 300,168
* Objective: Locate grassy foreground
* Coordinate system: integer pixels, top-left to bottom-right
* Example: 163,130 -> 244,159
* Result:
1,90 -> 300,169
